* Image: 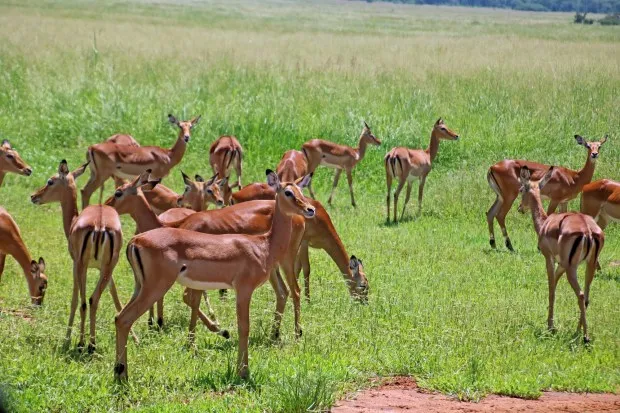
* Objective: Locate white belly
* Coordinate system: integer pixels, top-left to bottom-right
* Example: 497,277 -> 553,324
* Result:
176,273 -> 232,291
320,160 -> 344,169
114,170 -> 138,180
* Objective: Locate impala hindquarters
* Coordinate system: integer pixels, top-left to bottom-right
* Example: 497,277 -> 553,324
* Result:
209,135 -> 243,189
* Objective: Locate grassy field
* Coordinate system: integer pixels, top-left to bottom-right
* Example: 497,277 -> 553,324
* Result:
0,0 -> 619,411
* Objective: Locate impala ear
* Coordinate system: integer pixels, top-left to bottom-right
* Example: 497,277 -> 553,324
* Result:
1,139 -> 11,150
134,170 -> 151,187
435,118 -> 444,126
181,171 -> 192,186
539,166 -> 555,190
38,257 -> 46,273
195,174 -> 205,183
205,173 -> 217,186
349,255 -> 359,271
363,121 -> 370,129
266,169 -> 280,190
296,173 -> 313,189
142,179 -> 160,191
574,135 -> 587,146
519,166 -> 531,185
601,135 -> 608,145
69,161 -> 89,179
30,260 -> 40,279
168,114 -> 179,126
190,115 -> 201,128
218,177 -> 228,188
58,160 -> 70,177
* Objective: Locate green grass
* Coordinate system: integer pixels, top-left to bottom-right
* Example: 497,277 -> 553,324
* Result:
0,0 -> 619,411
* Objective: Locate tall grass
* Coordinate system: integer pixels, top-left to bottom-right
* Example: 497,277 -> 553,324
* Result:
0,0 -> 618,411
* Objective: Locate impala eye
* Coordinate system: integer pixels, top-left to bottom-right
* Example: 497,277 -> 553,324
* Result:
207,189 -> 213,194
47,179 -> 54,186
284,189 -> 294,197
114,190 -> 122,198
441,127 -> 446,131
6,154 -> 14,159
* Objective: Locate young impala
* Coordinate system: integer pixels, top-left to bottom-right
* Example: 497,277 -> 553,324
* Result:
81,114 -> 200,207
519,166 -> 604,343
114,170 -> 315,380
0,139 -> 33,187
384,118 -> 460,222
177,172 -> 227,211
31,160 -> 133,352
0,208 -> 47,305
487,134 -> 607,251
209,135 -> 243,189
303,122 -> 380,207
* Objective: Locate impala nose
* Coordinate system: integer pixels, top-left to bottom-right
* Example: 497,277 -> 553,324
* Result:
176,197 -> 183,207
455,135 -> 460,140
591,153 -> 598,159
217,200 -> 224,207
23,167 -> 33,176
184,135 -> 190,142
304,207 -> 316,218
30,194 -> 39,204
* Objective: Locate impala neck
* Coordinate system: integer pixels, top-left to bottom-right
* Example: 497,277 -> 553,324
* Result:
11,237 -> 37,298
61,187 -> 79,239
169,134 -> 188,169
576,150 -> 596,187
265,197 -> 294,272
527,191 -> 548,236
322,230 -> 355,284
131,193 -> 162,233
356,136 -> 370,162
0,172 -> 5,188
425,130 -> 441,162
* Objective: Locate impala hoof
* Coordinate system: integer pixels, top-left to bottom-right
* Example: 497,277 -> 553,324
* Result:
584,336 -> 591,344
157,317 -> 163,328
505,239 -> 514,252
220,330 -> 230,339
489,239 -> 496,249
114,362 -> 125,376
87,343 -> 96,354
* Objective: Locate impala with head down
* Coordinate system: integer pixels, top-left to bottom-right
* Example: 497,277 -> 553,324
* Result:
519,166 -> 604,343
384,118 -> 460,222
81,114 -> 200,208
114,170 -> 315,381
488,134 -> 607,251
303,122 -> 380,207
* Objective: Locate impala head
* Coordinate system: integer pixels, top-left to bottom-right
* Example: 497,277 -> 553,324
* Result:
575,134 -> 607,160
177,172 -> 226,210
518,165 -> 554,213
0,139 -> 32,177
433,118 -> 459,141
361,121 -> 381,146
105,170 -> 160,215
266,170 -> 315,218
349,255 -> 369,302
168,114 -> 201,143
30,160 -> 88,205
30,257 -> 48,306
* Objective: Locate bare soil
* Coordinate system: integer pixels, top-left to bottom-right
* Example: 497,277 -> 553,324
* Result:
332,377 -> 620,413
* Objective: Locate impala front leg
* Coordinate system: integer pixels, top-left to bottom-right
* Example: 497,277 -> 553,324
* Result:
328,169 -> 342,205
0,253 -> 5,281
65,262 -> 83,347
417,175 -> 427,215
385,170 -> 393,223
346,168 -> 356,207
235,286 -> 253,380
268,269 -> 289,340
545,257 -> 558,332
401,181 -> 412,220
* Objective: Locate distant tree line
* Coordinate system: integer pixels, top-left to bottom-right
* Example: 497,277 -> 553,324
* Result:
365,0 -> 619,14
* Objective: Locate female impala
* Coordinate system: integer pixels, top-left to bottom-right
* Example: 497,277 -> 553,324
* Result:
31,160 -> 130,352
0,139 -> 33,187
303,122 -> 380,207
114,170 -> 315,380
487,134 -> 607,251
384,118 -> 460,222
177,172 -> 227,211
519,166 -> 604,343
0,208 -> 47,305
81,114 -> 200,207
209,135 -> 243,189
581,178 -> 620,231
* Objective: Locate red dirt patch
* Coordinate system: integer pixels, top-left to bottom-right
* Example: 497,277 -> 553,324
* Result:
332,377 -> 620,412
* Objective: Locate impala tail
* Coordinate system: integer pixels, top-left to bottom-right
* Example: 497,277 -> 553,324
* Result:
384,152 -> 402,178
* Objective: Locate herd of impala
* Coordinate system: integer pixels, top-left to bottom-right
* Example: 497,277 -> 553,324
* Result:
0,114 -> 615,381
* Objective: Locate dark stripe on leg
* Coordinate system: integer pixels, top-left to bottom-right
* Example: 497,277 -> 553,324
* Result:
568,235 -> 583,265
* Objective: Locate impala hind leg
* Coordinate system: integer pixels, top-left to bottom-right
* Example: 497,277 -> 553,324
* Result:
417,175 -> 427,216
235,286 -> 254,379
392,179 -> 406,223
327,169 -> 342,205
202,291 -> 218,324
81,172 -> 108,209
566,267 -> 588,342
108,278 -> 139,344
496,193 -> 517,251
486,196 -> 502,249
400,181 -> 412,220
546,199 -> 560,215
0,253 -> 5,281
268,269 -> 289,340
545,257 -> 559,332
87,263 -> 113,353
183,289 -> 225,346
386,169 -> 393,222
77,262 -> 88,350
235,157 -> 243,189
298,241 -> 311,301
558,202 -> 568,213
346,168 -> 356,207
65,261 -> 84,347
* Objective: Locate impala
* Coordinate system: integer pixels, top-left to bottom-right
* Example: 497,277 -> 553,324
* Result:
209,135 -> 243,189
177,172 -> 227,211
114,170 -> 315,380
81,114 -> 200,207
302,122 -> 380,207
581,178 -> 620,231
488,134 -> 607,251
384,118 -> 459,222
214,180 -> 369,301
31,160 -> 132,352
142,183 -> 183,214
0,139 -> 32,187
519,166 -> 604,343
224,182 -> 275,205
0,207 -> 47,305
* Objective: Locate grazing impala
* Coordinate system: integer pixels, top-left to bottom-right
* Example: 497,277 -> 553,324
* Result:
0,208 -> 47,305
488,134 -> 607,251
81,114 -> 200,207
518,166 -> 603,343
0,140 -> 33,187
177,172 -> 227,211
142,183 -> 182,214
384,118 -> 460,222
209,135 -> 243,189
114,170 -> 315,380
303,122 -> 380,207
31,160 -> 131,352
